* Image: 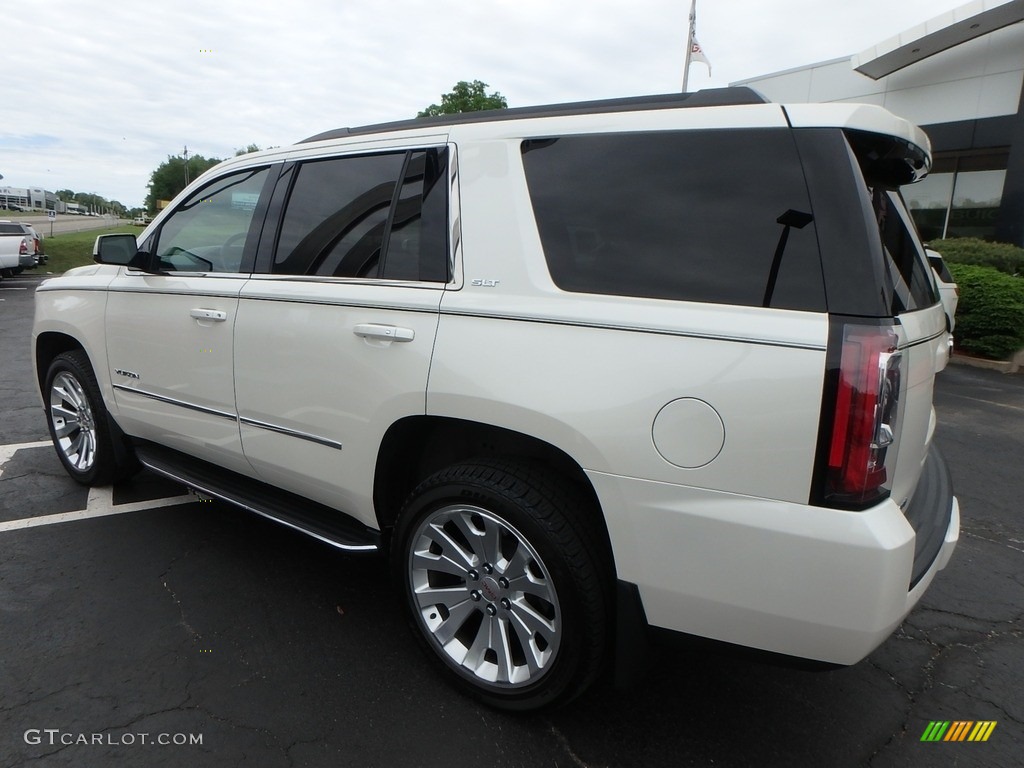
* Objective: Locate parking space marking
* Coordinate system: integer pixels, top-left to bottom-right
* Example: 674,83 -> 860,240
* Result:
0,440 -> 52,477
0,485 -> 194,532
0,440 -> 194,531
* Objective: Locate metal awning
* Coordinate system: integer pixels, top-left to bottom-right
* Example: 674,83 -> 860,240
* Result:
853,0 -> 1024,80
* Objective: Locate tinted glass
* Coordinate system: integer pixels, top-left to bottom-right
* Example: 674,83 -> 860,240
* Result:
927,255 -> 954,283
904,172 -> 952,242
947,169 -> 1005,241
870,189 -> 938,312
272,150 -> 448,281
155,167 -> 270,273
274,153 -> 405,277
521,130 -> 825,311
381,150 -> 449,281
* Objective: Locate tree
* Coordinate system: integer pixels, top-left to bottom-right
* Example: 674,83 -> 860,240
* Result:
417,80 -> 508,117
234,143 -> 263,156
144,152 -> 222,213
52,189 -> 124,215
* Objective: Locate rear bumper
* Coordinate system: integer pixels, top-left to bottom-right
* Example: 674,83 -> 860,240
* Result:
904,444 -> 956,588
594,446 -> 959,666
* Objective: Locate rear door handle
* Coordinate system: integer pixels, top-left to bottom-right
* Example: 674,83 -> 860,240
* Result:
190,308 -> 228,322
353,323 -> 415,342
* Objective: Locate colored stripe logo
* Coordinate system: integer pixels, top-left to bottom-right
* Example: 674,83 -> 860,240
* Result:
921,721 -> 997,742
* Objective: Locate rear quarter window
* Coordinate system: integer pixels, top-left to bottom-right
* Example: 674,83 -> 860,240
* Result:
520,129 -> 826,312
871,189 -> 939,312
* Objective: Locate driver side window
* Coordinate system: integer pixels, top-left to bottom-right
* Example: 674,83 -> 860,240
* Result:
155,167 -> 270,273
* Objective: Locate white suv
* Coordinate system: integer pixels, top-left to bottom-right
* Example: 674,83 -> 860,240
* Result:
33,89 -> 959,711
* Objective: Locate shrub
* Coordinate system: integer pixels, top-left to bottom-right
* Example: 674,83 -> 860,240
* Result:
930,237 -> 1024,276
946,263 -> 1024,360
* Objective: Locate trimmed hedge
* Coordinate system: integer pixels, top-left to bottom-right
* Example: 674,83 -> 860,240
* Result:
930,237 -> 1024,276
946,263 -> 1024,360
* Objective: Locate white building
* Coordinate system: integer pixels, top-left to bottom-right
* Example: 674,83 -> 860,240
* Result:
735,0 -> 1024,246
0,186 -> 61,212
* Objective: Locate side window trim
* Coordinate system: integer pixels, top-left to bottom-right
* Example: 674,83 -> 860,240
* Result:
253,162 -> 298,275
448,144 -> 462,289
377,151 -> 416,280
241,163 -> 284,274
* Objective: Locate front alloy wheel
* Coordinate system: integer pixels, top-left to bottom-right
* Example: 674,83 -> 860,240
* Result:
44,350 -> 138,486
49,370 -> 99,474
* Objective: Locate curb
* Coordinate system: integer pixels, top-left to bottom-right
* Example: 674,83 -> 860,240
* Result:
950,351 -> 1023,374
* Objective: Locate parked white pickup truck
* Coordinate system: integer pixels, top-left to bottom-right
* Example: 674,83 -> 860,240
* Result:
0,221 -> 32,278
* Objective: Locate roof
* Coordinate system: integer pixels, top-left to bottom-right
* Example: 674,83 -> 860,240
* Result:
300,87 -> 769,143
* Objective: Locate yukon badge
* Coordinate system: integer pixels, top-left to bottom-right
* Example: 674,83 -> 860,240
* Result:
114,368 -> 141,380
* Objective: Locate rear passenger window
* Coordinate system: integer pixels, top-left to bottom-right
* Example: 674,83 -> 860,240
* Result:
272,149 -> 448,281
521,130 -> 826,312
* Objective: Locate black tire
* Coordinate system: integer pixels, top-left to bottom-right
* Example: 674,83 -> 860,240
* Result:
44,350 -> 139,486
392,460 -> 612,711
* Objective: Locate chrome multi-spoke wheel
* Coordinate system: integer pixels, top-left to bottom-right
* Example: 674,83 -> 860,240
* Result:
49,371 -> 98,473
409,504 -> 561,688
395,461 -> 611,711
44,351 -> 139,486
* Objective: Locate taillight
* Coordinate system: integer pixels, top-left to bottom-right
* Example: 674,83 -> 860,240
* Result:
817,322 -> 901,508
19,238 -> 28,255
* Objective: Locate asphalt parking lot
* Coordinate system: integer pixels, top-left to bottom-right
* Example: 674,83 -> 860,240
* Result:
2,272 -> 1021,767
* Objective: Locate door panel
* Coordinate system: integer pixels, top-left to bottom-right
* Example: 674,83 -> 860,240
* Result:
103,164 -> 274,475
106,275 -> 252,474
234,279 -> 442,525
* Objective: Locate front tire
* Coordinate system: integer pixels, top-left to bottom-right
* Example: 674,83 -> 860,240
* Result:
44,350 -> 138,486
393,460 -> 611,711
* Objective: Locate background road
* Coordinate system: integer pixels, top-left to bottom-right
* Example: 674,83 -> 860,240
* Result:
4,212 -> 128,238
1,272 -> 1021,767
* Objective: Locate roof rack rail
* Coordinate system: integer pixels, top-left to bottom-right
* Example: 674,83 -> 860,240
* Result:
300,86 -> 770,144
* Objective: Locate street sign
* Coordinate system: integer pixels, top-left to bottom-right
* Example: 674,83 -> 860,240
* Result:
47,210 -> 56,220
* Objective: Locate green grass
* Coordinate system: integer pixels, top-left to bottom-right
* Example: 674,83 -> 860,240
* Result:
41,227 -> 138,274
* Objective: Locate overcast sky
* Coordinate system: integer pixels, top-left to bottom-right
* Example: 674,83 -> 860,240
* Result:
1,0 -> 971,208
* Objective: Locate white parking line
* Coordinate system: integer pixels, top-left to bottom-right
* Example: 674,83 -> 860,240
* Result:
0,440 -> 194,531
0,486 -> 194,532
0,440 -> 52,477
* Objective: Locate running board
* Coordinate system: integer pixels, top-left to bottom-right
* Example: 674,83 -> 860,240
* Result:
134,442 -> 381,553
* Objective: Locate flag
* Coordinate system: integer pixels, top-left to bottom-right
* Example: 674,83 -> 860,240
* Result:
690,37 -> 711,73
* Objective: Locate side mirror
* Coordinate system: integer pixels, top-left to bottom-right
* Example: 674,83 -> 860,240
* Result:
93,233 -> 153,271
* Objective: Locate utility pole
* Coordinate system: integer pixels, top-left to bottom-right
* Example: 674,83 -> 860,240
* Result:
183,145 -> 190,187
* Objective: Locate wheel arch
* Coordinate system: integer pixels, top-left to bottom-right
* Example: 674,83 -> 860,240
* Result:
373,416 -> 614,562
35,332 -> 87,398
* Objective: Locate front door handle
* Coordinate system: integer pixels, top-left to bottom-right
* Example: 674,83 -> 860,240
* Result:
353,323 -> 415,342
190,308 -> 228,322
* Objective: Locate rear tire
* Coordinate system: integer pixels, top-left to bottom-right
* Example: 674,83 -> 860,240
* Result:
44,350 -> 139,486
392,460 -> 611,711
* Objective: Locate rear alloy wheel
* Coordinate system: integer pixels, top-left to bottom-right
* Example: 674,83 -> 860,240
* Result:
394,461 -> 610,711
45,351 -> 138,486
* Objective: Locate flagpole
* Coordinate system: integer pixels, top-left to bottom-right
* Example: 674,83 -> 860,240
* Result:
682,0 -> 696,92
